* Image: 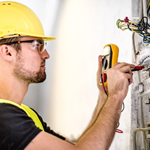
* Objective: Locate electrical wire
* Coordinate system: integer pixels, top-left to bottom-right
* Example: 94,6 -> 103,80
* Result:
131,66 -> 144,71
117,16 -> 150,43
117,1 -> 149,148
102,73 -> 108,96
143,0 -> 148,17
133,127 -> 150,150
147,1 -> 150,15
121,102 -> 125,112
132,32 -> 146,150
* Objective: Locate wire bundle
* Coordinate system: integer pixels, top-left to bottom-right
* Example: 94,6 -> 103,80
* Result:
116,17 -> 150,43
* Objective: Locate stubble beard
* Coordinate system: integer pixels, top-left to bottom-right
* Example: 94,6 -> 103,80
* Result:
13,53 -> 46,84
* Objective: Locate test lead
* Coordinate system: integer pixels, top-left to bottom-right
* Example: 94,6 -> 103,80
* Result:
131,66 -> 144,72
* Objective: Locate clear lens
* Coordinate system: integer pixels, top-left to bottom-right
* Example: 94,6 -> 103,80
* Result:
30,40 -> 47,53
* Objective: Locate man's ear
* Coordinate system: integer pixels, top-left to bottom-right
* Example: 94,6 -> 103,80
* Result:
0,45 -> 14,62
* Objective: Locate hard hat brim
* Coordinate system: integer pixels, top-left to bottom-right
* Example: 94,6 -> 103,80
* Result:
0,32 -> 56,41
26,33 -> 56,41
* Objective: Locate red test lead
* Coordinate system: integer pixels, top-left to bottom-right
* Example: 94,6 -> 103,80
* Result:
102,73 -> 108,95
131,66 -> 144,72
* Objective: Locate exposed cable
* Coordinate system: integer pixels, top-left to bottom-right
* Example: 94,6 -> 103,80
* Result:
132,32 -> 146,150
117,16 -> 150,43
133,127 -> 150,150
102,73 -> 108,95
143,0 -> 148,18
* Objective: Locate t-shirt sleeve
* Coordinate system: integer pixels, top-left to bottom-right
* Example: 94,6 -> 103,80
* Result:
0,103 -> 42,150
31,108 -> 66,140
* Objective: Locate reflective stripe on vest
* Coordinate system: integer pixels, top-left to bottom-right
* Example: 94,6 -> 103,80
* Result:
0,99 -> 44,131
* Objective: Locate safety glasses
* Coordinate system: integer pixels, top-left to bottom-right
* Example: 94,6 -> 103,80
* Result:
2,40 -> 47,53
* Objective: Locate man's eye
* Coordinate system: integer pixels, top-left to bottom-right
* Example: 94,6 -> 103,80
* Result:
31,43 -> 39,48
30,41 -> 44,53
35,43 -> 40,48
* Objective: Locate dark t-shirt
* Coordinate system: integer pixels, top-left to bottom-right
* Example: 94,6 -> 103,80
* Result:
0,103 -> 65,150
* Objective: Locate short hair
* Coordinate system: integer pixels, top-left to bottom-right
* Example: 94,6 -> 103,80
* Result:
0,37 -> 21,52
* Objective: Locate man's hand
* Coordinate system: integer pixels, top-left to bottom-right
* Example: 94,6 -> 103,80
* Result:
107,62 -> 135,100
97,55 -> 135,101
96,55 -> 108,100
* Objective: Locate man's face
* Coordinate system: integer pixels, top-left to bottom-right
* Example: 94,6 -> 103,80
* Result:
13,36 -> 50,84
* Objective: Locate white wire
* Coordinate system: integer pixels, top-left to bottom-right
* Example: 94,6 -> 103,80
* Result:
143,0 -> 148,17
139,0 -> 143,20
132,32 -> 147,150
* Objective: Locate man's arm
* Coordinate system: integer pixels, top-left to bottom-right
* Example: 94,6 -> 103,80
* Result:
25,57 -> 134,150
76,95 -> 123,149
78,55 -> 108,140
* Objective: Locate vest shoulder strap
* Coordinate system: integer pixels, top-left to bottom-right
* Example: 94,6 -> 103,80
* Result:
0,99 -> 44,131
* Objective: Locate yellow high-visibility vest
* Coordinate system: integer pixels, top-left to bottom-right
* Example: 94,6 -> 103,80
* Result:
0,99 -> 44,131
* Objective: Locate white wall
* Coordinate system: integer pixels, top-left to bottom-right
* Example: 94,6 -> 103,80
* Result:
49,0 -> 132,149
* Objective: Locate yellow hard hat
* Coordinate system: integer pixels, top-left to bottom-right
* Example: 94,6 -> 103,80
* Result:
0,1 -> 56,41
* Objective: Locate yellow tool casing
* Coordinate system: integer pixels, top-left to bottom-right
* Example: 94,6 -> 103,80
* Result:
99,44 -> 119,86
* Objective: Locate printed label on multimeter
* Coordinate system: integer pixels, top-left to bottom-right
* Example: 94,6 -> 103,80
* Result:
99,44 -> 119,86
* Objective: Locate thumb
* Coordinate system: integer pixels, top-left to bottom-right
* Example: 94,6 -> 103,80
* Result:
97,55 -> 103,84
97,55 -> 103,76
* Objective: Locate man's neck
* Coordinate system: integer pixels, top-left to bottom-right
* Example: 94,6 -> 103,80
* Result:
0,74 -> 28,105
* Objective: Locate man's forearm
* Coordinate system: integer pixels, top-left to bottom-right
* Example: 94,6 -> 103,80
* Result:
76,95 -> 123,150
78,93 -> 107,140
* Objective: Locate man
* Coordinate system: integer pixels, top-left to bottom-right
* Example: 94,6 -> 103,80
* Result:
0,1 -> 134,150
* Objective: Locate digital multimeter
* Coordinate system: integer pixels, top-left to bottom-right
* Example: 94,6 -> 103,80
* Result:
99,44 -> 119,86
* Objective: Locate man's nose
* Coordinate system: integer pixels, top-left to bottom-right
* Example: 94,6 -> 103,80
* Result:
41,49 -> 50,59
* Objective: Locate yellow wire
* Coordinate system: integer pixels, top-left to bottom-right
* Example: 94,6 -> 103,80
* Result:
130,19 -> 140,34
147,1 -> 150,10
119,19 -> 138,31
118,17 -> 150,42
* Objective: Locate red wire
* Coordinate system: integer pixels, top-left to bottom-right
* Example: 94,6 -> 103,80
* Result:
131,66 -> 144,71
102,73 -> 108,94
116,129 -> 123,133
133,66 -> 144,70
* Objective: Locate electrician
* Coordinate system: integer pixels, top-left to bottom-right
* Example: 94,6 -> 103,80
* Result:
0,1 -> 135,150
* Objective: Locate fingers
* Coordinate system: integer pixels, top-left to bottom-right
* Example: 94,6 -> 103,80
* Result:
113,62 -> 135,75
97,55 -> 103,78
98,55 -> 103,73
107,62 -> 134,86
97,55 -> 108,97
106,62 -> 135,100
113,62 -> 135,69
120,65 -> 133,76
125,73 -> 133,85
97,57 -> 135,87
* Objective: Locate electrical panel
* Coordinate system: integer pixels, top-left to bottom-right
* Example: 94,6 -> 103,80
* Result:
117,0 -> 150,149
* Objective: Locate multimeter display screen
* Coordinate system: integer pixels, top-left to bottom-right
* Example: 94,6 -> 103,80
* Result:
103,46 -> 111,55
102,45 -> 112,72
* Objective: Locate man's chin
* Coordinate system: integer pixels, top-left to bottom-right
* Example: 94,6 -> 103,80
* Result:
29,72 -> 46,83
